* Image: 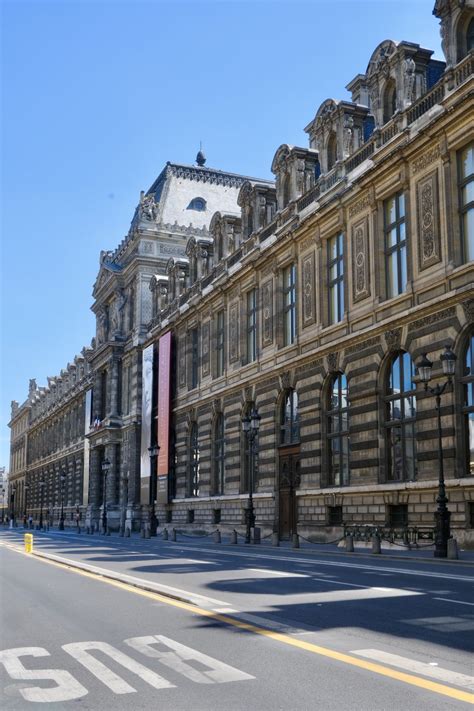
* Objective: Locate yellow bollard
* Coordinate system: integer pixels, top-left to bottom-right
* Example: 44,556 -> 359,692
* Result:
24,533 -> 33,553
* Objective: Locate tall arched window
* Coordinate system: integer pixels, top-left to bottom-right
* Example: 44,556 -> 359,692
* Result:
384,352 -> 417,481
213,414 -> 225,495
468,18 -> 474,52
383,80 -> 397,123
461,333 -> 474,476
189,423 -> 200,497
283,174 -> 291,206
280,390 -> 300,445
327,373 -> 350,486
327,133 -> 337,171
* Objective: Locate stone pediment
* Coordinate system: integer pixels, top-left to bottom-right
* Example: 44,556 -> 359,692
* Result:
92,252 -> 124,298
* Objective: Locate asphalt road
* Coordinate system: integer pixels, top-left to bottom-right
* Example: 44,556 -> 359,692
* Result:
0,530 -> 473,709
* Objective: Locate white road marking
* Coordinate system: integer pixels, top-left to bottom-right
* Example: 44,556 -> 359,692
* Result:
0,647 -> 87,703
62,641 -> 174,694
247,568 -> 309,578
281,587 -> 422,604
214,608 -> 239,613
352,649 -> 474,690
125,635 -> 254,684
433,597 -> 474,607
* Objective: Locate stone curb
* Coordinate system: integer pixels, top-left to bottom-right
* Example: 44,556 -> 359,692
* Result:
30,549 -> 198,606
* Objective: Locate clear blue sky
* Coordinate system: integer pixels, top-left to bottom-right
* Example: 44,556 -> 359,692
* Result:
1,0 -> 442,468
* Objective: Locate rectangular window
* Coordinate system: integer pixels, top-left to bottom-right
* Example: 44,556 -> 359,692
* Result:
328,234 -> 344,324
384,192 -> 407,298
459,143 -> 474,263
191,328 -> 199,389
246,289 -> 257,363
283,263 -> 297,346
100,370 -> 107,420
216,310 -> 225,377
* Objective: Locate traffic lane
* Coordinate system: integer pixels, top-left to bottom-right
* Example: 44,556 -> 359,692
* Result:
0,547 -> 471,710
9,530 -> 474,597
8,534 -> 473,679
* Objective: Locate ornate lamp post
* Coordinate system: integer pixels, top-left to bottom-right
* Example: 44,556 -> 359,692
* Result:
417,344 -> 457,558
59,471 -> 66,530
241,407 -> 261,544
101,458 -> 111,535
1,488 -> 5,524
39,479 -> 45,530
148,444 -> 160,536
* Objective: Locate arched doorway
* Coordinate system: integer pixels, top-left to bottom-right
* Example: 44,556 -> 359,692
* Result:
278,389 -> 300,539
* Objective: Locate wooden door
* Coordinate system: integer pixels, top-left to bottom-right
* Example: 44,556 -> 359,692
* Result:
278,448 -> 300,540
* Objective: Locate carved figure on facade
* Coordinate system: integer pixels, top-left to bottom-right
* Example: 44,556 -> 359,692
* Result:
417,171 -> 440,270
327,352 -> 339,373
302,253 -> 315,325
343,115 -> 354,157
461,299 -> 474,324
229,303 -> 240,363
139,193 -> 157,221
352,218 -> 370,302
262,280 -> 273,346
97,307 -> 109,344
384,328 -> 402,351
111,289 -> 127,335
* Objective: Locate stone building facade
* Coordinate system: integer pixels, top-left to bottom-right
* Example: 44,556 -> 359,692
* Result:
145,0 -> 474,545
8,1 -> 474,545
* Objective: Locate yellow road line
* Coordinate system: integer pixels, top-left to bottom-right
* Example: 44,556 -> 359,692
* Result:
2,541 -> 473,704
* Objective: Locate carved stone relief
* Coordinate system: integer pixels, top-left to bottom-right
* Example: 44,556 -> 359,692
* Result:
262,279 -> 274,347
178,335 -> 186,387
384,328 -> 402,351
229,303 -> 240,363
411,145 -> 440,174
348,194 -> 371,219
302,252 -> 315,326
416,170 -> 441,271
202,321 -> 210,377
327,351 -> 339,373
352,217 -> 370,302
461,300 -> 474,323
408,307 -> 456,332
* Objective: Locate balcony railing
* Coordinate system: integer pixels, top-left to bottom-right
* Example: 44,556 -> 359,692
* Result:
345,139 -> 375,173
454,51 -> 474,87
406,81 -> 445,124
297,183 -> 320,212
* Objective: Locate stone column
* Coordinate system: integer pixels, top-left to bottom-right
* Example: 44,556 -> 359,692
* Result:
109,358 -> 119,419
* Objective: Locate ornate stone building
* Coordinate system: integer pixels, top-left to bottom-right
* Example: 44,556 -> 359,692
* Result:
9,0 -> 474,545
145,0 -> 474,545
8,352 -> 92,526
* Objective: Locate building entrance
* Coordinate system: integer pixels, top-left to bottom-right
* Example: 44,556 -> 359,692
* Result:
278,446 -> 300,540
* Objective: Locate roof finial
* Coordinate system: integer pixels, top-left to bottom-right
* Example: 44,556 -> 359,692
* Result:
196,141 -> 206,167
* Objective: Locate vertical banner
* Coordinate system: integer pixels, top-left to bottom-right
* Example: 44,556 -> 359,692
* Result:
83,389 -> 92,505
140,344 -> 154,504
157,331 -> 172,503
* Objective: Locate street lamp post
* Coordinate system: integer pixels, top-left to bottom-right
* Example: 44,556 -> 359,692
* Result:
39,480 -> 45,530
24,483 -> 29,524
59,471 -> 66,530
241,407 -> 261,544
1,488 -> 5,524
9,486 -> 16,528
101,458 -> 111,535
417,344 -> 457,558
148,444 -> 160,536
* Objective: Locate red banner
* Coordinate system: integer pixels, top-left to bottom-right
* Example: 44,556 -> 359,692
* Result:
157,332 -> 171,501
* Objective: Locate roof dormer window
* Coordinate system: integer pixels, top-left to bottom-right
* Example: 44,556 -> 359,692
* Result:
188,197 -> 207,211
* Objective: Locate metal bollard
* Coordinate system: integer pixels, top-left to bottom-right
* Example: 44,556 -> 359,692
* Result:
125,527 -> 131,537
145,524 -> 151,540
371,534 -> 381,554
253,527 -> 261,544
345,534 -> 354,552
213,530 -> 221,544
292,533 -> 300,549
170,528 -> 177,542
163,528 -> 169,540
272,532 -> 280,547
230,529 -> 237,544
24,533 -> 33,553
447,538 -> 459,560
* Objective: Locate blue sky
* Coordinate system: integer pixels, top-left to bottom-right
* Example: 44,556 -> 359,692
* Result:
1,0 -> 442,467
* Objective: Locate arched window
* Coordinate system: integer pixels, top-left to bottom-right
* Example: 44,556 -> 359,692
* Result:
327,373 -> 350,486
188,197 -> 206,211
461,333 -> 474,476
383,80 -> 397,123
280,390 -> 299,445
327,133 -> 337,171
384,352 -> 417,481
189,423 -> 200,497
468,17 -> 474,53
213,414 -> 225,495
247,208 -> 254,237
